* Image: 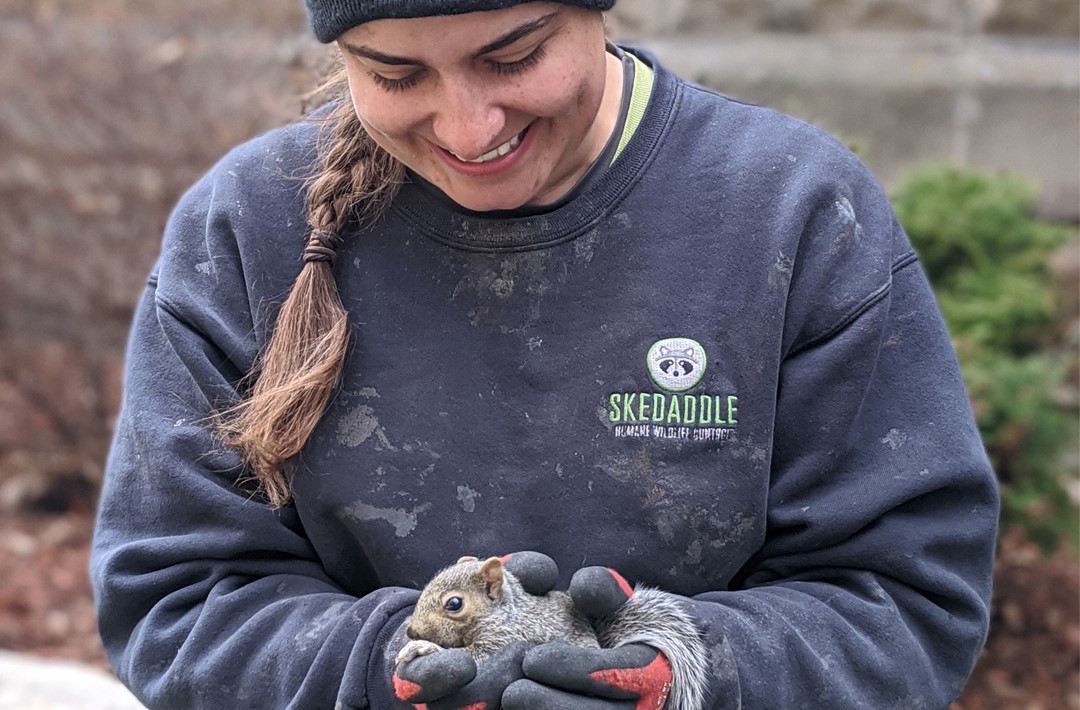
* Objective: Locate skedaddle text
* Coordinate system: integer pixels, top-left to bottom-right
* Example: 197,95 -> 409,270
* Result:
608,393 -> 738,426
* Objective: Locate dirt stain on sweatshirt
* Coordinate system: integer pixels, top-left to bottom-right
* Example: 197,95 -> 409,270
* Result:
341,501 -> 432,538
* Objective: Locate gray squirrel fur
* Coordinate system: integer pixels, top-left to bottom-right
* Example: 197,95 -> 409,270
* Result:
397,556 -> 708,710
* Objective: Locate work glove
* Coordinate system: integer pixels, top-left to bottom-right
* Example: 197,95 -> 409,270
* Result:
505,567 -> 673,710
394,641 -> 528,709
391,551 -> 560,709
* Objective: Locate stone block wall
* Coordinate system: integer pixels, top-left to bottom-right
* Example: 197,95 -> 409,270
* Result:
608,0 -> 1079,220
610,0 -> 1079,37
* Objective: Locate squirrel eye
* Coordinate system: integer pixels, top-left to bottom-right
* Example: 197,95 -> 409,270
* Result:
444,596 -> 464,613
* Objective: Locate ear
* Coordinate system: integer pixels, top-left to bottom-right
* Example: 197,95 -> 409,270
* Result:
480,557 -> 504,601
659,346 -> 670,356
456,555 -> 478,564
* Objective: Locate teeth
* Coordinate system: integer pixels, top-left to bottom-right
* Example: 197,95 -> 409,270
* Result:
452,133 -> 522,164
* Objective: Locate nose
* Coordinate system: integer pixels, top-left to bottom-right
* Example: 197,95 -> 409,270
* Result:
430,77 -> 506,161
405,623 -> 418,640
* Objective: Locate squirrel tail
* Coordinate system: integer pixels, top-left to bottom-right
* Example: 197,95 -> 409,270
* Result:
596,586 -> 709,710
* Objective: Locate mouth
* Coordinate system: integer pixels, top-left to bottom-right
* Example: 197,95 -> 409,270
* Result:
445,126 -> 529,165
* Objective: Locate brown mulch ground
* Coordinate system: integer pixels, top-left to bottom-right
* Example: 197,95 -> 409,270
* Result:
0,510 -> 105,668
0,510 -> 1076,708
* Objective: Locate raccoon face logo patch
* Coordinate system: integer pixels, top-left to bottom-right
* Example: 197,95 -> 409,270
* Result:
647,338 -> 706,392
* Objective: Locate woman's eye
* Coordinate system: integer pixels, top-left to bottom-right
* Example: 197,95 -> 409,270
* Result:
488,44 -> 547,76
370,70 -> 421,92
444,597 -> 464,613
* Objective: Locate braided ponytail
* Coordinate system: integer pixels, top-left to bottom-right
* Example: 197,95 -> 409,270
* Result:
217,68 -> 405,507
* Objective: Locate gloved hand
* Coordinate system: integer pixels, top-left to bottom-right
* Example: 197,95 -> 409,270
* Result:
391,551 -> 561,709
393,641 -> 528,709
505,567 -> 673,710
501,550 -> 560,596
503,643 -> 671,709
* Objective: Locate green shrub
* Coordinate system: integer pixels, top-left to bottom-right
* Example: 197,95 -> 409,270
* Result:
892,165 -> 1076,553
938,267 -> 1063,354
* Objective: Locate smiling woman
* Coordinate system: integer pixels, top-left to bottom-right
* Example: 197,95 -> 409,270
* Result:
339,5 -> 622,210
90,1 -> 1000,709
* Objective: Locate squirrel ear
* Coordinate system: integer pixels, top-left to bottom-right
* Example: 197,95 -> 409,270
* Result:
480,557 -> 504,601
456,555 -> 478,564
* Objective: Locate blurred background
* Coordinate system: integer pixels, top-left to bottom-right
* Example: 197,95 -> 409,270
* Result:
0,0 -> 1076,707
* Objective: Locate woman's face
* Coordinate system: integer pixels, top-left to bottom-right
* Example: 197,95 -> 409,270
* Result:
338,3 -> 621,212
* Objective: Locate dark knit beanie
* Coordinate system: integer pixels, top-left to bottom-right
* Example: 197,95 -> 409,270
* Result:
304,0 -> 617,43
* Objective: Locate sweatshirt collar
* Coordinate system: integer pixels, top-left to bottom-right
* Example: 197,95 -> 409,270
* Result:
387,48 -> 676,253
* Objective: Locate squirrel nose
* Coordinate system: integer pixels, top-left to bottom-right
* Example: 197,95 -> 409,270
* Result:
405,623 -> 419,640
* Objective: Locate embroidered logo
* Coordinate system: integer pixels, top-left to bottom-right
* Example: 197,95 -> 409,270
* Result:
647,338 -> 706,392
607,338 -> 738,443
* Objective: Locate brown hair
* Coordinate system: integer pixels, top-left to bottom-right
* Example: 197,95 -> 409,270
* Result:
216,66 -> 405,507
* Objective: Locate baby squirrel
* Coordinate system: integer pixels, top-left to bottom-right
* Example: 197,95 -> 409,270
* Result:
397,555 -> 708,710
397,555 -> 599,663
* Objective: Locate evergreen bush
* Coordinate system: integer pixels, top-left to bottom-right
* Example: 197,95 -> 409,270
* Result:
892,165 -> 1076,553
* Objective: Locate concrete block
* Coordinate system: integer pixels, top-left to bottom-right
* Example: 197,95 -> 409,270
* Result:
609,0 -> 1080,37
980,0 -> 1080,38
610,0 -> 970,36
629,32 -> 1080,219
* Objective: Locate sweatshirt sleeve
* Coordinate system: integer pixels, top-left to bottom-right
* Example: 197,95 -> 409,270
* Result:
90,139 -> 417,709
687,217 -> 999,706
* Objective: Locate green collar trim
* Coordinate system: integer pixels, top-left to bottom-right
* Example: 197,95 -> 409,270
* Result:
611,53 -> 655,165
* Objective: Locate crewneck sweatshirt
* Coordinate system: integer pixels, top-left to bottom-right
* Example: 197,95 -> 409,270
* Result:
91,48 -> 998,709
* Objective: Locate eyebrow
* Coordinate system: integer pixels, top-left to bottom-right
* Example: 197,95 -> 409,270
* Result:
342,12 -> 559,66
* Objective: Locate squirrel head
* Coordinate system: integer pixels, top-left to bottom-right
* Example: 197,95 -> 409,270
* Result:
406,556 -> 507,649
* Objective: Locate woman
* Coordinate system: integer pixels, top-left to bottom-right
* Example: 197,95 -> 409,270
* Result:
90,1 -> 999,708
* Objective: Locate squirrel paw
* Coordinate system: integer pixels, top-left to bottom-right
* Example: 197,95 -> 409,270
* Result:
396,639 -> 445,666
